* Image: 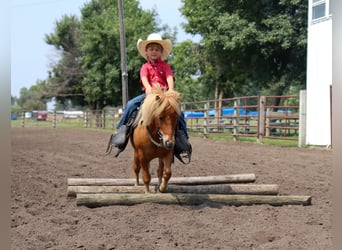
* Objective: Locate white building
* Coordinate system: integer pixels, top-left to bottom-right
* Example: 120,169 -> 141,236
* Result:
306,0 -> 332,146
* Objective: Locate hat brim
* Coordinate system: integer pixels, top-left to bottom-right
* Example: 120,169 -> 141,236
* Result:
137,39 -> 172,61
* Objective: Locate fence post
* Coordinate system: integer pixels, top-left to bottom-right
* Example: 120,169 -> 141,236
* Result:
111,109 -> 115,130
21,111 -> 25,128
52,111 -> 57,128
102,109 -> 106,129
233,100 -> 240,141
257,96 -> 266,144
203,102 -> 209,137
298,90 -> 306,147
265,108 -> 271,137
84,111 -> 88,128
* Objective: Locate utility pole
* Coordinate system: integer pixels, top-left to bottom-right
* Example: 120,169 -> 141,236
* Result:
118,0 -> 128,109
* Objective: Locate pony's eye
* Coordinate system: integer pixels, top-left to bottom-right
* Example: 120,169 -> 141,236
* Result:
159,116 -> 164,122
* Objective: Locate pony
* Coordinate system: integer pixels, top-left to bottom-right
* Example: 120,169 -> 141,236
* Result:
130,86 -> 181,193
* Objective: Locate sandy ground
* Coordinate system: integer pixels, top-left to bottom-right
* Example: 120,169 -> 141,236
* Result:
11,127 -> 332,249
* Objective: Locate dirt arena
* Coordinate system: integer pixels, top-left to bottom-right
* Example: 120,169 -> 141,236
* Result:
11,127 -> 332,249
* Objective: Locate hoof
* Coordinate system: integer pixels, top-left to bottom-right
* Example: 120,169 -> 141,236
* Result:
158,186 -> 167,193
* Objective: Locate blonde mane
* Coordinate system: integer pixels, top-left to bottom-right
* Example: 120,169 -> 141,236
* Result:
135,87 -> 181,127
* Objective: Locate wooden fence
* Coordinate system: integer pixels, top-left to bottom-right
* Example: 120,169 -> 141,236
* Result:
12,92 -> 307,146
182,94 -> 302,144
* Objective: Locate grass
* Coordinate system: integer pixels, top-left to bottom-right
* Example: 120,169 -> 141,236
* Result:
11,118 -> 299,148
189,132 -> 299,147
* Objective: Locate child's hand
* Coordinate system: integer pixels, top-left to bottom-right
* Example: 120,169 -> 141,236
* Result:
151,82 -> 161,90
145,86 -> 152,95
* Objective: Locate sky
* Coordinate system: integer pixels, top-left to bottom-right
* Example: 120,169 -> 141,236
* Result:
11,0 -> 199,98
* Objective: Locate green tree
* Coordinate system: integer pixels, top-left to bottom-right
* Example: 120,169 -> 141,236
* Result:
79,0 -> 175,109
180,0 -> 307,101
170,40 -> 205,101
45,0 -> 174,110
11,96 -> 17,106
45,15 -> 85,109
16,80 -> 49,111
22,99 -> 46,111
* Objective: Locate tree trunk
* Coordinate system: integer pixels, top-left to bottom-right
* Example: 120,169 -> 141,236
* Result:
272,83 -> 287,111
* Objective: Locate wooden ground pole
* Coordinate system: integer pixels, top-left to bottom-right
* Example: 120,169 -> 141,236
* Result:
67,173 -> 256,186
76,193 -> 312,207
67,183 -> 279,197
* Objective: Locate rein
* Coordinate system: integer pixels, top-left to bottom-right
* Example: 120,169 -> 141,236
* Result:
146,125 -> 163,147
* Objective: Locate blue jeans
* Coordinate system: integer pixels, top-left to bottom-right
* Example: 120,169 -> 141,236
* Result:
177,112 -> 189,138
116,93 -> 146,129
116,93 -> 189,139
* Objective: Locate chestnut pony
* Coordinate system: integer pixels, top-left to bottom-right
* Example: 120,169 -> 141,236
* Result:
131,86 -> 181,193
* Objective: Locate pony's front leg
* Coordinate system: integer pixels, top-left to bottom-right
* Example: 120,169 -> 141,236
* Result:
158,157 -> 172,193
157,158 -> 164,187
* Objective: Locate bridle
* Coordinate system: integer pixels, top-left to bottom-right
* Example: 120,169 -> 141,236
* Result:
146,125 -> 163,147
144,101 -> 179,149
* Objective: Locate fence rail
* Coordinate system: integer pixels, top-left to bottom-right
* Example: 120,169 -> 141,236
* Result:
11,94 -> 304,146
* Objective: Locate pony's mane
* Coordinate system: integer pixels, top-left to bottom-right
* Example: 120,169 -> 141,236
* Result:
135,87 -> 181,126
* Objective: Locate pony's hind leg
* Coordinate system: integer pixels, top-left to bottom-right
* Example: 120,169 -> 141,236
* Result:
141,160 -> 151,193
132,152 -> 141,186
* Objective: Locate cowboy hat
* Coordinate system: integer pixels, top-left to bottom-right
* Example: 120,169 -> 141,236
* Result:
137,33 -> 172,60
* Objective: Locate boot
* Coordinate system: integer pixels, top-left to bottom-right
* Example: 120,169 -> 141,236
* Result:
105,125 -> 130,157
174,130 -> 192,164
110,125 -> 128,147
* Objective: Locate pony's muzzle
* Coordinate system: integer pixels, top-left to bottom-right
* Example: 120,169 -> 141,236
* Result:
164,140 -> 175,149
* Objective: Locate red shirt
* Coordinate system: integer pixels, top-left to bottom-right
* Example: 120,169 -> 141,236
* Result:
140,58 -> 174,91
